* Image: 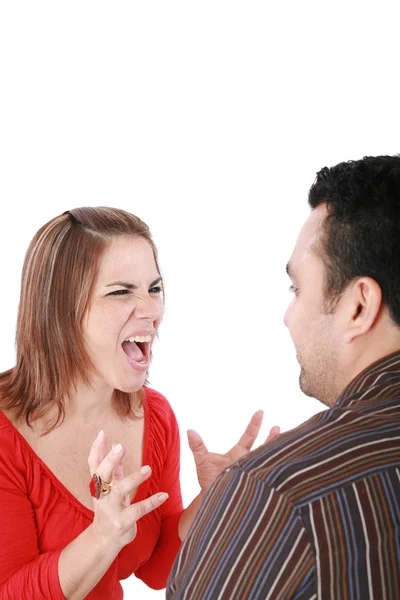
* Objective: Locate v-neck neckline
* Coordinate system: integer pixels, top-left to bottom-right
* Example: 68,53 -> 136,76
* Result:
0,398 -> 152,519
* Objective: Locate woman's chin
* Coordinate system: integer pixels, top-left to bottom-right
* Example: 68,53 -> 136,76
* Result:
115,373 -> 147,394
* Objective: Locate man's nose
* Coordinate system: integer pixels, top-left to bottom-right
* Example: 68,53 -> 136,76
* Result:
283,305 -> 290,328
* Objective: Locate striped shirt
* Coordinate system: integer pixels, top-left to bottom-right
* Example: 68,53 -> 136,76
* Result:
167,352 -> 400,599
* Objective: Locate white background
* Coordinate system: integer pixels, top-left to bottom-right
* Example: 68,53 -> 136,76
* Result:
0,2 -> 399,598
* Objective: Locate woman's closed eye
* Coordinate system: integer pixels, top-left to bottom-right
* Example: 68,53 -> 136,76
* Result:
108,286 -> 163,297
149,285 -> 163,295
108,289 -> 129,296
289,284 -> 299,295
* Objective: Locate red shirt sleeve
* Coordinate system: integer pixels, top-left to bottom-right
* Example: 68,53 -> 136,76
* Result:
0,423 -> 64,600
135,392 -> 183,589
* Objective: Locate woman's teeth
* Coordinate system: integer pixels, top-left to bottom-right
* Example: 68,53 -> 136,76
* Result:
125,335 -> 151,343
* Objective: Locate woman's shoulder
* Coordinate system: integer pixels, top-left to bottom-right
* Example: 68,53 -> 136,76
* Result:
144,386 -> 174,414
143,388 -> 180,467
0,411 -> 30,474
0,409 -> 17,437
143,387 -> 179,434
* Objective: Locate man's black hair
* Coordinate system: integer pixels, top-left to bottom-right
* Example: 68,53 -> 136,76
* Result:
308,154 -> 400,324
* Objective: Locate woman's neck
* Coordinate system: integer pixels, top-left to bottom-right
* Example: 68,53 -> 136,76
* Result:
64,378 -> 115,424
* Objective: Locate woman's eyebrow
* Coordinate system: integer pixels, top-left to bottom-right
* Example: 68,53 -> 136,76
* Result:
106,277 -> 163,289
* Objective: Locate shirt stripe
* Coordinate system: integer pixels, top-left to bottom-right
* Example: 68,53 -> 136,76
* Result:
167,351 -> 400,599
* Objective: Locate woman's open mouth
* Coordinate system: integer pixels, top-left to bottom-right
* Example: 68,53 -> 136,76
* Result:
121,334 -> 152,372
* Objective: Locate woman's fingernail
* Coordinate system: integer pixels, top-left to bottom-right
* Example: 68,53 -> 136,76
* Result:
96,429 -> 104,442
158,493 -> 168,502
114,443 -> 123,455
140,465 -> 151,475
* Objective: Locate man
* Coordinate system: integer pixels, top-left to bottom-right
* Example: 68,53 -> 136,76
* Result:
167,155 -> 400,599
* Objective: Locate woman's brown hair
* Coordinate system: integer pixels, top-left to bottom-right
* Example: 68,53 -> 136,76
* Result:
0,207 -> 161,432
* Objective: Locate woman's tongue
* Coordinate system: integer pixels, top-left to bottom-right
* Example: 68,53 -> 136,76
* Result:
122,340 -> 144,362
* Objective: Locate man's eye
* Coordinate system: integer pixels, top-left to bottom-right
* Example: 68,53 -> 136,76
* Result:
109,290 -> 129,296
149,286 -> 163,295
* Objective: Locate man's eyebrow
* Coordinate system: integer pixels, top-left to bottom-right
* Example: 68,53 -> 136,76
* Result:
106,277 -> 163,289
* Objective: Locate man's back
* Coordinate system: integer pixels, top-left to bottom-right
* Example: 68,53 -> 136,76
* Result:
168,352 -> 400,599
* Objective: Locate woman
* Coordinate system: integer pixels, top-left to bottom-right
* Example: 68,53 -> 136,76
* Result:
0,207 -> 278,599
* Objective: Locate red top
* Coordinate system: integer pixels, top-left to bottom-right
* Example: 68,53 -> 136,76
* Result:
0,388 -> 183,599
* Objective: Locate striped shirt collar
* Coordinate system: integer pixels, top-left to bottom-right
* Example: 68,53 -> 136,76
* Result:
335,350 -> 400,408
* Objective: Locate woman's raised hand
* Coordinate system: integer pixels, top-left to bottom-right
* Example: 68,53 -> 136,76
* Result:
87,430 -> 168,553
187,411 -> 281,492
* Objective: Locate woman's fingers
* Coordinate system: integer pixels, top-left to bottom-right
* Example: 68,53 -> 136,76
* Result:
123,491 -> 169,524
89,438 -> 126,487
89,457 -> 167,548
100,443 -> 126,484
264,425 -> 281,444
110,465 -> 152,508
88,435 -> 167,523
112,450 -> 130,508
232,410 -> 264,454
113,461 -> 124,482
88,429 -> 107,474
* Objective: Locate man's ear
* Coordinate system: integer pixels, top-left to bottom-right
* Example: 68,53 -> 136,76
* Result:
343,277 -> 382,344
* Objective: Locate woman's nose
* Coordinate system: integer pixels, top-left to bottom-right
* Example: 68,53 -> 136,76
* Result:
134,295 -> 162,320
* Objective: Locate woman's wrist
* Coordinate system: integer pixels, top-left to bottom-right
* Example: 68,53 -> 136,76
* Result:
178,489 -> 207,541
58,524 -> 121,600
85,521 -> 124,558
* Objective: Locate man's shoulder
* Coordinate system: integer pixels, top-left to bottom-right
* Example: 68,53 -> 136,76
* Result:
234,408 -> 330,484
235,403 -> 400,506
